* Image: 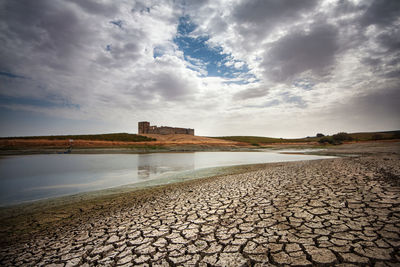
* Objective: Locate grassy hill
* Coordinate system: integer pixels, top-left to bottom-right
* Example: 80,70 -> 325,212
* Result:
213,136 -> 307,145
344,131 -> 400,141
215,130 -> 400,145
0,133 -> 156,142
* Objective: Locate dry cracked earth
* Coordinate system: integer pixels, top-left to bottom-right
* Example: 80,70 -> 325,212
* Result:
1,152 -> 400,266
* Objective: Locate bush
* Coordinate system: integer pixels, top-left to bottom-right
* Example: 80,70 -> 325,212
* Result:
318,136 -> 335,144
319,132 -> 353,145
316,133 -> 325,137
332,132 -> 353,142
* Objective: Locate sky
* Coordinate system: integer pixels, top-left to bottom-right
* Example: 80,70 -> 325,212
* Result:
0,0 -> 399,138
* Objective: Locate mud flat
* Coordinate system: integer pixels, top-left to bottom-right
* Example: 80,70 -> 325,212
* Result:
0,142 -> 399,266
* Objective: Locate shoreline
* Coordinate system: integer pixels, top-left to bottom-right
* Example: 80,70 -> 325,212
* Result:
1,139 -> 398,156
1,142 -> 399,266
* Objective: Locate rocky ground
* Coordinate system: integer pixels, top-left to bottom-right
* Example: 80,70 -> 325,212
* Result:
1,143 -> 400,266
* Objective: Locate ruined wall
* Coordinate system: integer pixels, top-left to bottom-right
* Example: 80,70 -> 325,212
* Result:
138,121 -> 194,135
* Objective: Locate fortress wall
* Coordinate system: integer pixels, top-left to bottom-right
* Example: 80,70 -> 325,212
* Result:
138,121 -> 194,135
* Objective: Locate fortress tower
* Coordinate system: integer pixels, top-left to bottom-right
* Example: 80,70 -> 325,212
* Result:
138,121 -> 150,134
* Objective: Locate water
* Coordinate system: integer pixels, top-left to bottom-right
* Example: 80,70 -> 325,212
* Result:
0,151 -> 334,206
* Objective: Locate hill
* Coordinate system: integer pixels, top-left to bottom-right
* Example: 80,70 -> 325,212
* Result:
0,133 -> 242,152
214,130 -> 400,146
0,133 -> 155,142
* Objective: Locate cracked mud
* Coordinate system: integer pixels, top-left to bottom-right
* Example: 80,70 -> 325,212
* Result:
1,151 -> 400,266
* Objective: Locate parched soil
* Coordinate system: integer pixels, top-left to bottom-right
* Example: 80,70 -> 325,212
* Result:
0,142 -> 399,266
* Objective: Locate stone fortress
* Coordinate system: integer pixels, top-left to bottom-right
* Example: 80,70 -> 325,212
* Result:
138,121 -> 194,135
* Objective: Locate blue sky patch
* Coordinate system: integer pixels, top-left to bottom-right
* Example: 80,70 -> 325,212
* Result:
153,46 -> 164,58
293,78 -> 314,90
110,20 -> 123,28
173,16 -> 254,80
0,95 -> 80,109
0,71 -> 26,79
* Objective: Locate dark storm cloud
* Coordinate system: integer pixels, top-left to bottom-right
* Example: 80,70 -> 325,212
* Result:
68,0 -> 118,16
384,69 -> 400,79
263,23 -> 339,83
232,0 -> 318,45
234,0 -> 317,26
358,5 -> 399,80
361,57 -> 382,67
0,0 -> 91,73
377,29 -> 400,52
360,0 -> 400,27
333,0 -> 363,16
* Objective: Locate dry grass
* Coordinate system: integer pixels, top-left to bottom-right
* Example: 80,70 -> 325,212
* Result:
0,134 -> 244,150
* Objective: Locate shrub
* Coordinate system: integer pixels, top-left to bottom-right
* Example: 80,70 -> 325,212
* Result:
332,132 -> 353,142
319,132 -> 353,145
316,133 -> 325,137
318,136 -> 334,144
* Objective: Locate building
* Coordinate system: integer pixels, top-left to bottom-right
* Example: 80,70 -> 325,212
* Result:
138,121 -> 194,135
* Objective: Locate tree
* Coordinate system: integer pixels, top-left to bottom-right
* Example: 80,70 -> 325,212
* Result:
316,133 -> 325,137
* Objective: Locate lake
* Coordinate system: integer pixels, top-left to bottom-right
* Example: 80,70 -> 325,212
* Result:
0,151 -> 334,206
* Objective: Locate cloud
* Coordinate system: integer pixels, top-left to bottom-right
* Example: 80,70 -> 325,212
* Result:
360,0 -> 400,27
234,0 -> 317,24
233,0 -> 318,44
320,85 -> 400,132
69,0 -> 118,16
233,87 -> 269,101
243,99 -> 280,109
0,0 -> 191,114
377,29 -> 400,53
351,86 -> 400,118
282,94 -> 307,109
263,23 -> 339,83
0,0 -> 91,72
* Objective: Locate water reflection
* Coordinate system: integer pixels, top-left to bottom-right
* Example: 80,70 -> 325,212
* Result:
0,151 -> 335,206
137,153 -> 195,179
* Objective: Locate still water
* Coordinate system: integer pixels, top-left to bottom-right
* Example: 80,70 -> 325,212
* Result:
0,151 -> 333,206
